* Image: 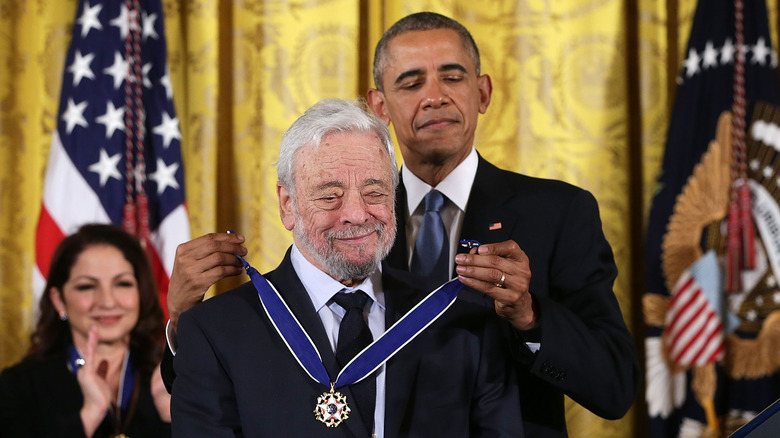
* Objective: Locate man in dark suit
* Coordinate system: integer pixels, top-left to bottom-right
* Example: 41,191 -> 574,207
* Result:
360,12 -> 638,436
170,99 -> 522,437
165,12 -> 638,437
363,12 -> 638,437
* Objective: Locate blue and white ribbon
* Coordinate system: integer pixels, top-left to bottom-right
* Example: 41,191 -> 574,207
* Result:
238,255 -> 463,388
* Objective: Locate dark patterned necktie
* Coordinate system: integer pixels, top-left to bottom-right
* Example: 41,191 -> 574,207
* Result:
332,290 -> 375,433
411,189 -> 450,288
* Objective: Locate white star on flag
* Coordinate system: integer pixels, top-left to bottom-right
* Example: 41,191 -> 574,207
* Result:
142,62 -> 153,88
160,68 -> 173,99
61,98 -> 89,133
109,4 -> 138,40
77,2 -> 103,38
153,112 -> 181,148
142,12 -> 158,41
149,158 -> 180,194
88,148 -> 122,186
752,37 -> 770,65
684,48 -> 701,77
69,51 -> 95,86
702,42 -> 719,69
95,101 -> 126,139
104,51 -> 129,90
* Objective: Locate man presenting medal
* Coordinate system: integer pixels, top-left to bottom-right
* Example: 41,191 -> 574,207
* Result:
170,99 -> 523,437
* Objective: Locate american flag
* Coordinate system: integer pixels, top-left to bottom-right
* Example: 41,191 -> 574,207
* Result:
663,252 -> 726,368
34,0 -> 189,318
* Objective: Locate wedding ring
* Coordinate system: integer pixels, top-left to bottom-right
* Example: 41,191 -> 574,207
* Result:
495,271 -> 506,288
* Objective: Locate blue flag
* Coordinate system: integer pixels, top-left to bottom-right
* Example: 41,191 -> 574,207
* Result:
645,0 -> 780,436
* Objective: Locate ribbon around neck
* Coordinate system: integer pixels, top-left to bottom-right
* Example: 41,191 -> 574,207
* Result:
237,254 -> 464,389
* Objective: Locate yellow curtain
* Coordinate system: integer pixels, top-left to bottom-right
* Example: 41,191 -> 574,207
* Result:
4,0 -> 779,436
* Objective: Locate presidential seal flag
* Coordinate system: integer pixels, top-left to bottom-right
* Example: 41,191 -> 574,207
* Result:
34,0 -> 189,317
644,0 -> 780,436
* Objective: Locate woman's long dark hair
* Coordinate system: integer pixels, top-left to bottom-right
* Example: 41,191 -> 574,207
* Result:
28,224 -> 165,378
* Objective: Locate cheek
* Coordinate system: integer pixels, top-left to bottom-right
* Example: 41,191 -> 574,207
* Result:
388,101 -> 414,125
118,290 -> 141,312
303,211 -> 336,237
63,292 -> 93,314
369,204 -> 395,225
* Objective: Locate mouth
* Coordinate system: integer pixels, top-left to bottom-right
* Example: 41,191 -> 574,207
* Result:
417,116 -> 459,130
92,315 -> 123,325
334,231 -> 377,246
329,224 -> 382,247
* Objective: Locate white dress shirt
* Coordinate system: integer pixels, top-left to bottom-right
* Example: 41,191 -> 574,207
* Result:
402,147 -> 479,276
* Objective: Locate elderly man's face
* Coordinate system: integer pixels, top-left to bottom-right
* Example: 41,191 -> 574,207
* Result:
278,130 -> 396,284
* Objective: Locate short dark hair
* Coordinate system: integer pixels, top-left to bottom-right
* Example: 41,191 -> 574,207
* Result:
29,224 -> 164,378
372,12 -> 481,92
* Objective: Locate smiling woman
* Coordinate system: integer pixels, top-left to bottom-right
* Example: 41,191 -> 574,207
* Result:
0,224 -> 171,438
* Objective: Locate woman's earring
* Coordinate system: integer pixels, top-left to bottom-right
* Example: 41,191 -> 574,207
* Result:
59,311 -> 67,321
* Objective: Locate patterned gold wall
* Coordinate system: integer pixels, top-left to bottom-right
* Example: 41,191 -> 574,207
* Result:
4,0 -> 778,436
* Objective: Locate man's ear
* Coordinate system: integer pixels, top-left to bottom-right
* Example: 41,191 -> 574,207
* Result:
477,74 -> 493,114
366,88 -> 391,125
278,183 -> 295,231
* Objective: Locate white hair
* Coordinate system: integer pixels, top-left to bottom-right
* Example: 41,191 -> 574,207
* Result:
276,98 -> 398,195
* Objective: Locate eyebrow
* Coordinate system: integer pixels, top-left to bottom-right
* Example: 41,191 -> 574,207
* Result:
314,181 -> 345,192
439,63 -> 468,74
363,178 -> 391,190
394,68 -> 424,85
69,272 -> 134,282
393,63 -> 469,86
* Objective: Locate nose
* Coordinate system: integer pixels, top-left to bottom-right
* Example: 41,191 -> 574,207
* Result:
422,80 -> 450,109
340,191 -> 370,224
95,285 -> 117,308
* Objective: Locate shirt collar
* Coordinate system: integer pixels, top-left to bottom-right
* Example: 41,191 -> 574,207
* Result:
290,243 -> 384,312
402,147 -> 478,214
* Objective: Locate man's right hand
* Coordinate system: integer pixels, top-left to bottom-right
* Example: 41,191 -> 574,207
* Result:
168,232 -> 247,337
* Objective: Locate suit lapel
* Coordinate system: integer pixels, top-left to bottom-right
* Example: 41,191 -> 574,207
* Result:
265,249 -> 368,437
457,155 -> 518,253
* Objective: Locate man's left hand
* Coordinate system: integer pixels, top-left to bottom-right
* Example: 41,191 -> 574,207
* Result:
455,240 -> 537,331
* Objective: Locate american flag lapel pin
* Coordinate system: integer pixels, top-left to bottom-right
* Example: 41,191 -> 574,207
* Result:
489,222 -> 502,231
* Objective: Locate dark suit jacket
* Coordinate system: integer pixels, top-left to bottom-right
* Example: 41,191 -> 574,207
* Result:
171,249 -> 523,437
0,354 -> 171,438
387,155 -> 639,437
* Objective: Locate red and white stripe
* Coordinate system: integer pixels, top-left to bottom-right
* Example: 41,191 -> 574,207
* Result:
664,271 -> 725,367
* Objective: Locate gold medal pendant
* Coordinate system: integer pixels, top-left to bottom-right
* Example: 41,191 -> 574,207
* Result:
314,383 -> 350,427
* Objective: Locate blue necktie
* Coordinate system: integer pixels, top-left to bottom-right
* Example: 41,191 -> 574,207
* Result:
332,290 -> 375,433
411,189 -> 450,288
